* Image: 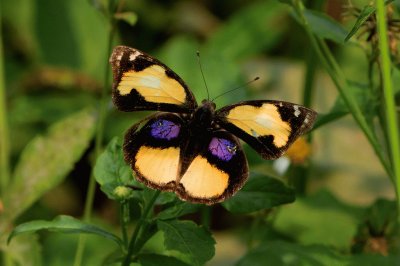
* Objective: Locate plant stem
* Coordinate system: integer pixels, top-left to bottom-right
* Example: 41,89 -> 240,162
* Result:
73,16 -> 116,266
0,0 -> 10,197
375,0 -> 400,216
121,200 -> 130,249
0,5 -> 14,266
291,0 -> 393,179
122,190 -> 161,266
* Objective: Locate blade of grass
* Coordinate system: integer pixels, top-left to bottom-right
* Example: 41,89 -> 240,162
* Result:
375,0 -> 400,215
0,4 -> 13,265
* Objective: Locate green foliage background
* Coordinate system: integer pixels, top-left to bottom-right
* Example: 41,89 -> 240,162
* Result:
1,0 -> 400,265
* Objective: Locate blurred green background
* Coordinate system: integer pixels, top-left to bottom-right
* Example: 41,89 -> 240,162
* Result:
1,0 -> 398,265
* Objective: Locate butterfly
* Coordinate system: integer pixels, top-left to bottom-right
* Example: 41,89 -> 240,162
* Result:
110,46 -> 317,205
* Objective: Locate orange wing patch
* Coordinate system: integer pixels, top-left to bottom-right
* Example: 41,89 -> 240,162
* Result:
117,65 -> 187,105
179,156 -> 229,199
226,104 -> 291,148
135,146 -> 180,186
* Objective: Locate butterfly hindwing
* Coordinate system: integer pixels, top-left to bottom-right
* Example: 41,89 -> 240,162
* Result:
177,130 -> 248,205
123,112 -> 248,205
123,113 -> 186,192
215,100 -> 317,160
110,46 -> 197,113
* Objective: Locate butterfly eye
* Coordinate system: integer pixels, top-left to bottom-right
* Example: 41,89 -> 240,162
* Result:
150,119 -> 180,140
209,137 -> 237,161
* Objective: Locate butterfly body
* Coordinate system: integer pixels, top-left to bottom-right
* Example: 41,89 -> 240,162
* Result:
110,46 -> 317,205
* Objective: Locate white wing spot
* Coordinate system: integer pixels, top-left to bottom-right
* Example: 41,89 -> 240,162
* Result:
294,105 -> 301,117
139,76 -> 161,89
129,51 -> 140,61
251,129 -> 258,137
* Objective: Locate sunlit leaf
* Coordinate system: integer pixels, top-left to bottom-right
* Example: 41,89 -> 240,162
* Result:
8,215 -> 123,249
3,108 -> 96,222
222,175 -> 295,213
157,220 -> 215,266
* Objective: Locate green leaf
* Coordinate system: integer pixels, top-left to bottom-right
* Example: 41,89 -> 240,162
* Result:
94,137 -> 138,200
157,220 -> 215,266
8,215 -> 123,249
345,5 -> 375,42
222,175 -> 295,213
344,0 -> 393,42
236,241 -> 346,266
114,12 -> 138,26
138,254 -> 190,266
274,190 -> 364,249
156,201 -> 201,220
3,108 -> 96,222
303,9 -> 347,44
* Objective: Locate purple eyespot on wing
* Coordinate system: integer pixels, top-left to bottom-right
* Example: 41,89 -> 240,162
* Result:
209,137 -> 237,161
150,119 -> 180,140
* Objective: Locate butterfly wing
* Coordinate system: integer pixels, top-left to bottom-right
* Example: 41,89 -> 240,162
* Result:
110,46 -> 197,113
215,100 -> 317,160
124,113 -> 248,205
177,130 -> 248,205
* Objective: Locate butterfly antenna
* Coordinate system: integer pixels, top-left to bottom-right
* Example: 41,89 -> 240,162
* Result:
211,77 -> 260,102
197,51 -> 210,100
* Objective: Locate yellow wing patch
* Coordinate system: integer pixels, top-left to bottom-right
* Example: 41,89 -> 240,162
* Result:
226,104 -> 291,148
179,156 -> 229,198
135,146 -> 180,185
117,65 -> 187,105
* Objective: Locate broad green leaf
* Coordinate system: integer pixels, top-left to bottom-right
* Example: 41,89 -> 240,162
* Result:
114,12 -> 138,26
206,1 -> 287,60
222,175 -> 295,213
156,201 -> 201,220
94,137 -> 138,200
157,220 -> 215,266
3,108 -> 96,222
138,254 -> 190,266
274,190 -> 364,249
236,241 -> 346,266
8,215 -> 123,249
303,10 -> 347,44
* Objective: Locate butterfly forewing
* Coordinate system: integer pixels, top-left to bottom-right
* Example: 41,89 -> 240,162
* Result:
110,46 -> 197,113
215,100 -> 317,160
